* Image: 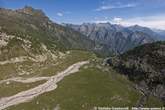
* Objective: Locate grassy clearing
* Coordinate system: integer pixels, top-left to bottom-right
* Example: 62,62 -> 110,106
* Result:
0,80 -> 46,98
35,50 -> 96,77
0,64 -> 17,80
8,66 -> 143,110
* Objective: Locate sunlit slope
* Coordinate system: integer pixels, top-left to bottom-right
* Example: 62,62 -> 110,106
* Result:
7,62 -> 163,110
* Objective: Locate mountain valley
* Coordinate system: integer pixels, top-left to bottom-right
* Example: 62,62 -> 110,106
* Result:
0,6 -> 164,110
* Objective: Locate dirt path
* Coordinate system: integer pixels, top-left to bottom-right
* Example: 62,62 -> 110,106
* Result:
0,61 -> 89,110
0,77 -> 50,84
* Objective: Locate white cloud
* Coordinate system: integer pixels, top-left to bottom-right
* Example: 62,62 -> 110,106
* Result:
92,15 -> 165,30
95,3 -> 137,11
111,15 -> 165,30
57,12 -> 63,17
56,11 -> 71,17
93,20 -> 110,24
113,17 -> 123,24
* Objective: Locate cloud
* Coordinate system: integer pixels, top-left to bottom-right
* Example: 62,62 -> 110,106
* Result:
92,15 -> 165,30
93,20 -> 110,24
57,12 -> 63,17
56,11 -> 71,17
113,17 -> 123,24
92,16 -> 110,23
111,15 -> 165,30
95,3 -> 137,11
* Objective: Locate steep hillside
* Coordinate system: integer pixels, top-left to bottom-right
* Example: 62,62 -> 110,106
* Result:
0,6 -> 98,81
0,6 -> 113,57
107,41 -> 165,105
64,23 -> 157,54
0,6 -> 94,51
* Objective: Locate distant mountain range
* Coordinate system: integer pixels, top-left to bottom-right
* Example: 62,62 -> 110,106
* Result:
64,23 -> 164,54
153,29 -> 165,40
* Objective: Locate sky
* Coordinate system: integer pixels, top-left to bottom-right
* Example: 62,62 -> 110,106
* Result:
0,0 -> 165,29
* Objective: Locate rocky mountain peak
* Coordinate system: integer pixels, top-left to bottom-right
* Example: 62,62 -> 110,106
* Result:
16,6 -> 46,17
65,23 -> 158,54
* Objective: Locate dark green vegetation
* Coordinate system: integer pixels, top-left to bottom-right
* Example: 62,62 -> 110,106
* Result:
7,65 -> 163,110
107,41 -> 165,106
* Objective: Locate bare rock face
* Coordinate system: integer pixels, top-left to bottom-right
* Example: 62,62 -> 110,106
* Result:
64,23 -> 158,54
16,6 -> 46,17
0,32 -> 15,47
